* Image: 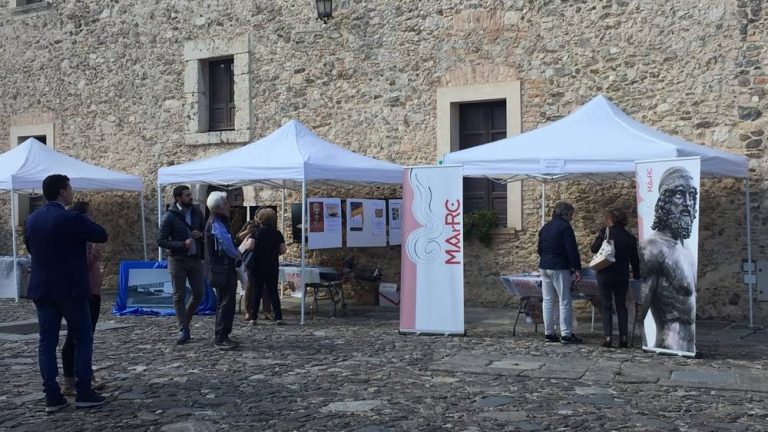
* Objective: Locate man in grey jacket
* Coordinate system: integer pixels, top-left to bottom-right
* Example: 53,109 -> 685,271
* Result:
158,185 -> 206,345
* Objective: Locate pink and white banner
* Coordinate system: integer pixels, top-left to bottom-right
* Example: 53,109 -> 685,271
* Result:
400,166 -> 464,335
636,157 -> 700,357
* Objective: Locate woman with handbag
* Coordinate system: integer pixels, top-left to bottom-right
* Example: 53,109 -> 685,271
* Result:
247,208 -> 287,326
590,208 -> 641,348
236,217 -> 273,321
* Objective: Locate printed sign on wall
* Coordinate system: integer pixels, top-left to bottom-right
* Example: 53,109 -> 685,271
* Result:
307,198 -> 342,249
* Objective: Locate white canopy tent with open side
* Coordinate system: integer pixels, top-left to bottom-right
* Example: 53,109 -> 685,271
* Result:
0,138 -> 147,300
443,95 -> 755,325
157,119 -> 404,323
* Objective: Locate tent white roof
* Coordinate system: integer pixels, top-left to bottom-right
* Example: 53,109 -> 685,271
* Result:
0,138 -> 144,192
158,120 -> 403,187
443,95 -> 749,181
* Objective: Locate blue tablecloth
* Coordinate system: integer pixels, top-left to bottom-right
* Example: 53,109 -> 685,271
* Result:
112,260 -> 217,316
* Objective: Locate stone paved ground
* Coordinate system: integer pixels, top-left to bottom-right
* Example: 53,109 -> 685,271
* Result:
1,297 -> 767,432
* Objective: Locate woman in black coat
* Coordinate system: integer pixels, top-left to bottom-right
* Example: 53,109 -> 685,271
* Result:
590,208 -> 641,348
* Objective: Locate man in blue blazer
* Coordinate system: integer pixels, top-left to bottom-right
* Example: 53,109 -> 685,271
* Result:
25,174 -> 108,413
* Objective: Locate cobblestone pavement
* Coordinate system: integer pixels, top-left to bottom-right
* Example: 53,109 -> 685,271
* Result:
1,296 -> 767,432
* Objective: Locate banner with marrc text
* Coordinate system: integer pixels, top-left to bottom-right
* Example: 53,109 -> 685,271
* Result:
400,165 -> 464,335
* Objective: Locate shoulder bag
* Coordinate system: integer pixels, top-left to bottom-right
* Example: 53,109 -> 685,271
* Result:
589,227 -> 616,271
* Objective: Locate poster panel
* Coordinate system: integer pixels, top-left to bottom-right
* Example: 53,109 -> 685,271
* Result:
636,157 -> 700,357
388,199 -> 403,246
307,198 -> 342,249
346,199 -> 387,247
400,165 -> 464,335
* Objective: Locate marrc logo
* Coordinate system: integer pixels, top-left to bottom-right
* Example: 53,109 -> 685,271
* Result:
444,199 -> 462,265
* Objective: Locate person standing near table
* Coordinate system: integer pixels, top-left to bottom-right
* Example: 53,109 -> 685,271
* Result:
590,208 -> 641,348
25,175 -> 108,412
158,185 -> 206,345
204,192 -> 241,349
61,201 -> 105,396
247,208 -> 287,326
235,215 -> 272,321
537,201 -> 583,344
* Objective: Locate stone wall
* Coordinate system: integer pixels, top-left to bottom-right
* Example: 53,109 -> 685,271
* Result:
0,0 -> 765,320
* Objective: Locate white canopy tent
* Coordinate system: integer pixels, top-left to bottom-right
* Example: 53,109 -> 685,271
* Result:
0,138 -> 147,300
157,119 -> 403,323
443,95 -> 755,325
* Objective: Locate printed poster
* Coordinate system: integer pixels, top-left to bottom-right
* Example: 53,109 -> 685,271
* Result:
388,199 -> 403,246
346,199 -> 387,247
636,157 -> 700,357
400,166 -> 464,335
307,198 -> 342,249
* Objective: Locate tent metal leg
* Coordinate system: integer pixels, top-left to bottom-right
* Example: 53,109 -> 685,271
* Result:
281,188 -> 286,235
300,180 -> 307,325
156,183 -> 163,261
540,182 -> 546,227
10,189 -> 19,302
140,191 -> 148,261
745,178 -> 755,328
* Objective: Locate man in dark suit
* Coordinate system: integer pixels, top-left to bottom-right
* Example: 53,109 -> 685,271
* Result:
25,174 -> 108,413
158,185 -> 206,345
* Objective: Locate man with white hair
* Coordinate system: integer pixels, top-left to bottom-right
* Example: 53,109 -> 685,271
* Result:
204,191 -> 242,349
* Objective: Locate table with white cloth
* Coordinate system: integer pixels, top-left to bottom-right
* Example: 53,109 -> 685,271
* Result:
0,256 -> 30,299
500,269 -> 642,338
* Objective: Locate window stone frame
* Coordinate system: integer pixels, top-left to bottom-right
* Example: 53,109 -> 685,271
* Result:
436,82 -> 523,231
184,34 -> 251,146
8,0 -> 51,16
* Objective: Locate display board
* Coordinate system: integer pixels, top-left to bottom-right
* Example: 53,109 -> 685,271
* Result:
307,198 -> 343,249
113,261 -> 216,316
636,157 -> 700,357
346,199 -> 388,247
400,165 -> 464,335
388,199 -> 403,246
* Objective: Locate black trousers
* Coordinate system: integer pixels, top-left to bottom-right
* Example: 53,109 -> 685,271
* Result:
62,294 -> 101,378
250,271 -> 282,321
597,275 -> 629,338
213,269 -> 238,342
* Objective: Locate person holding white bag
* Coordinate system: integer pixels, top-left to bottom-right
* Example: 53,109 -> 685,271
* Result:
590,208 -> 641,349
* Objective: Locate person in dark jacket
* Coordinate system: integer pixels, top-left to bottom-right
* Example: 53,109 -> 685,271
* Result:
246,208 -> 287,326
537,201 -> 583,344
25,175 -> 108,412
158,185 -> 206,345
204,192 -> 241,350
590,208 -> 641,348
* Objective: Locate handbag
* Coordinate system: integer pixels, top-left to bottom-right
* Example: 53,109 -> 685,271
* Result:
589,227 -> 616,271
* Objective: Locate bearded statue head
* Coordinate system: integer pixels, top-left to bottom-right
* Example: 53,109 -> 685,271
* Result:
650,166 -> 698,241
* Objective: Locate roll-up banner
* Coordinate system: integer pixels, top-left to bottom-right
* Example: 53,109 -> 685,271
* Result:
636,157 -> 700,357
400,165 -> 464,335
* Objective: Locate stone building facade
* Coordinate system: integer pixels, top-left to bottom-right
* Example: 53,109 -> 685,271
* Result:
1,0 -> 766,321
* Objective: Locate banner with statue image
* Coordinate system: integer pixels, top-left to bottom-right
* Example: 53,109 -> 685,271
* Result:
636,157 -> 700,357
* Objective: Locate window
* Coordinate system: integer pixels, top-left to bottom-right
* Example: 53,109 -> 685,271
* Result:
436,81 -> 522,230
9,0 -> 50,14
10,120 -> 55,225
459,101 -> 508,226
16,0 -> 43,5
208,58 -> 235,131
184,35 -> 251,145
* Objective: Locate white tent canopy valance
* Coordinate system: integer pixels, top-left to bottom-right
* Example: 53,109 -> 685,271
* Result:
0,138 -> 147,299
443,95 -> 748,181
156,119 -> 404,324
158,120 -> 403,187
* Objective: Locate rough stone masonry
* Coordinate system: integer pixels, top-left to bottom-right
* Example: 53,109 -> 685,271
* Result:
0,0 -> 766,321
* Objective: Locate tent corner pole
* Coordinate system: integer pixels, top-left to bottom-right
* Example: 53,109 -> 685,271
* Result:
745,178 -> 755,328
300,180 -> 307,325
281,188 -> 286,235
10,188 -> 19,302
156,183 -> 163,262
140,190 -> 148,261
540,182 -> 546,228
